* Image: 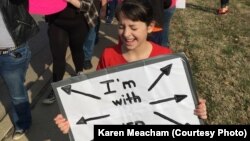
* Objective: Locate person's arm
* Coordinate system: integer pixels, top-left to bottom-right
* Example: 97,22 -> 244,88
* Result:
54,114 -> 70,134
66,0 -> 91,12
65,0 -> 81,8
194,98 -> 207,119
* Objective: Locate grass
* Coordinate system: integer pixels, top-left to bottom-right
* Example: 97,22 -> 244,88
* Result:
170,0 -> 250,124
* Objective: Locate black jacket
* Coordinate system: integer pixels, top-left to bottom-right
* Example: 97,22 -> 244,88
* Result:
0,0 -> 39,47
149,0 -> 164,28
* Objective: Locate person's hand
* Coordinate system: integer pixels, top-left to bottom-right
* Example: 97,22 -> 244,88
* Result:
64,0 -> 83,9
54,114 -> 70,134
194,98 -> 207,119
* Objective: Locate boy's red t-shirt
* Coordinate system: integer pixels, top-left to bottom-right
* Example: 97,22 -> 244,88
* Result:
97,42 -> 172,70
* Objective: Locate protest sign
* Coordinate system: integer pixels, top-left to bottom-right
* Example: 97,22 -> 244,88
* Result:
52,54 -> 204,141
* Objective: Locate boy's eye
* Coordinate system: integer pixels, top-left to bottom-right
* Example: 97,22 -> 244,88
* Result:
131,28 -> 137,31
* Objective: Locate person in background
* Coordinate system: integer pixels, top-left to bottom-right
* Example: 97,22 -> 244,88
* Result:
0,0 -> 39,140
147,0 -> 165,45
43,0 -> 99,104
162,0 -> 176,47
54,0 -> 207,134
217,0 -> 229,15
82,0 -> 102,70
106,0 -> 118,24
82,26 -> 98,70
147,0 -> 176,48
82,0 -> 112,70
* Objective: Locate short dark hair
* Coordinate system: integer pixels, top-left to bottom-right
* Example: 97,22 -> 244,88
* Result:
115,0 -> 154,26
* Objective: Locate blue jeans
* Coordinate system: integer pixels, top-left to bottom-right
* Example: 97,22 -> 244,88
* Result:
83,26 -> 97,61
0,43 -> 32,130
162,6 -> 176,47
106,0 -> 118,23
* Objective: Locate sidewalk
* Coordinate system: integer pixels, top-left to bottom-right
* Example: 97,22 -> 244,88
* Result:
0,16 -> 118,141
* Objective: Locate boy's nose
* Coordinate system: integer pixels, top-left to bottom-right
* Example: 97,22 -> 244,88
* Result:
123,29 -> 131,38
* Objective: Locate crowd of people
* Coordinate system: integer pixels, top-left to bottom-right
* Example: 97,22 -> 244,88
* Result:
1,0 -> 232,140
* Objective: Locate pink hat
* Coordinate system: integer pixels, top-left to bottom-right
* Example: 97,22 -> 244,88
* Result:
29,0 -> 67,15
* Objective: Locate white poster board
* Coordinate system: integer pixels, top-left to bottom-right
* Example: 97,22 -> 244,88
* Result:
52,54 -> 204,141
176,0 -> 186,9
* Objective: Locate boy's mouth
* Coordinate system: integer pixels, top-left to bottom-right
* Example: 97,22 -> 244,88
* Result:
124,38 -> 135,45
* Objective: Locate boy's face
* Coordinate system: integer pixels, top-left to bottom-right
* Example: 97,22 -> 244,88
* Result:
118,12 -> 154,50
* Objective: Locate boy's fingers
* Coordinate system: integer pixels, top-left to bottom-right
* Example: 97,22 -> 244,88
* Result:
198,98 -> 206,104
54,114 -> 63,121
60,121 -> 70,134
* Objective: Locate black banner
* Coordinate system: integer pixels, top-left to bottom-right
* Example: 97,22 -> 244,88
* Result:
94,125 -> 250,140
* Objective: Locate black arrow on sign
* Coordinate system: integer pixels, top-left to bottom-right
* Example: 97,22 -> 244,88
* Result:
148,64 -> 172,91
61,85 -> 101,100
149,95 -> 187,105
154,112 -> 189,125
76,114 -> 110,124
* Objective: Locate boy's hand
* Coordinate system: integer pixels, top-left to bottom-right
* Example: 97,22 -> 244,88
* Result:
54,114 -> 70,134
194,98 -> 207,120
